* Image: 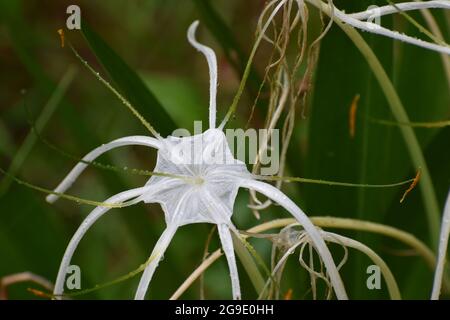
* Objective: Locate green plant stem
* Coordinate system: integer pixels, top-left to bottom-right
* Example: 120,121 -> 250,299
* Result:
231,233 -> 266,294
0,66 -> 77,196
255,174 -> 414,188
170,216 -> 445,299
249,217 -> 436,270
252,216 -> 450,292
170,249 -> 223,300
322,232 -> 401,299
311,0 -> 441,248
413,0 -> 450,91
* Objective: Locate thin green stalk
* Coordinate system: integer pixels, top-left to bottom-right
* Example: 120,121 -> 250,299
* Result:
413,0 -> 450,92
0,166 -> 141,208
68,44 -> 160,138
313,1 -> 441,247
386,0 -> 445,46
0,66 -> 77,196
255,174 -> 414,188
248,217 -> 436,271
340,23 -> 440,246
231,233 -> 265,295
220,0 -> 287,128
167,216 -> 446,300
323,232 -> 401,300
371,117 -> 450,128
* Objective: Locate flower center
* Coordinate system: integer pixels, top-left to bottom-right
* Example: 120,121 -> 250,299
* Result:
190,175 -> 205,185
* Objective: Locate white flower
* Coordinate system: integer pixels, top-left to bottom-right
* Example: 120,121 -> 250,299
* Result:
48,21 -> 348,300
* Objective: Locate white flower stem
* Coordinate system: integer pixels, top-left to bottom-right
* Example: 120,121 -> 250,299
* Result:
431,189 -> 450,300
218,224 -> 242,300
348,1 -> 450,20
46,136 -> 160,203
187,21 -> 218,129
239,179 -> 348,299
53,187 -> 147,298
306,0 -> 450,55
134,224 -> 178,300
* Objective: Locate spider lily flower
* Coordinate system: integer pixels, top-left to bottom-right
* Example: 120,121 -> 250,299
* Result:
48,21 -> 347,300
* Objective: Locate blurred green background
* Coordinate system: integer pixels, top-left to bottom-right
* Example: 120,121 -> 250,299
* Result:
0,0 -> 449,299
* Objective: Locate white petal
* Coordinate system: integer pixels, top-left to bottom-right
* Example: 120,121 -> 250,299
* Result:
187,21 -> 218,129
200,190 -> 242,299
431,189 -> 450,300
53,186 -> 147,298
134,190 -> 192,299
218,223 -> 242,300
239,179 -> 348,300
47,136 -> 161,203
134,224 -> 178,300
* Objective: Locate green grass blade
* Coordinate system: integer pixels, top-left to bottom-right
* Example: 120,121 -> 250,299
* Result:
0,120 -> 15,157
0,66 -> 77,196
231,233 -> 265,295
81,22 -> 177,136
335,19 -> 441,248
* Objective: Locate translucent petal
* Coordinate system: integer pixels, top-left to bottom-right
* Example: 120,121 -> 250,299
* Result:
47,136 -> 160,203
54,186 -> 148,297
239,179 -> 348,300
141,129 -> 250,226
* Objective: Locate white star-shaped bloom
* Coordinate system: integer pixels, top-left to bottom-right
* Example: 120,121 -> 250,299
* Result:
48,20 -> 349,300
46,1 -> 450,300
